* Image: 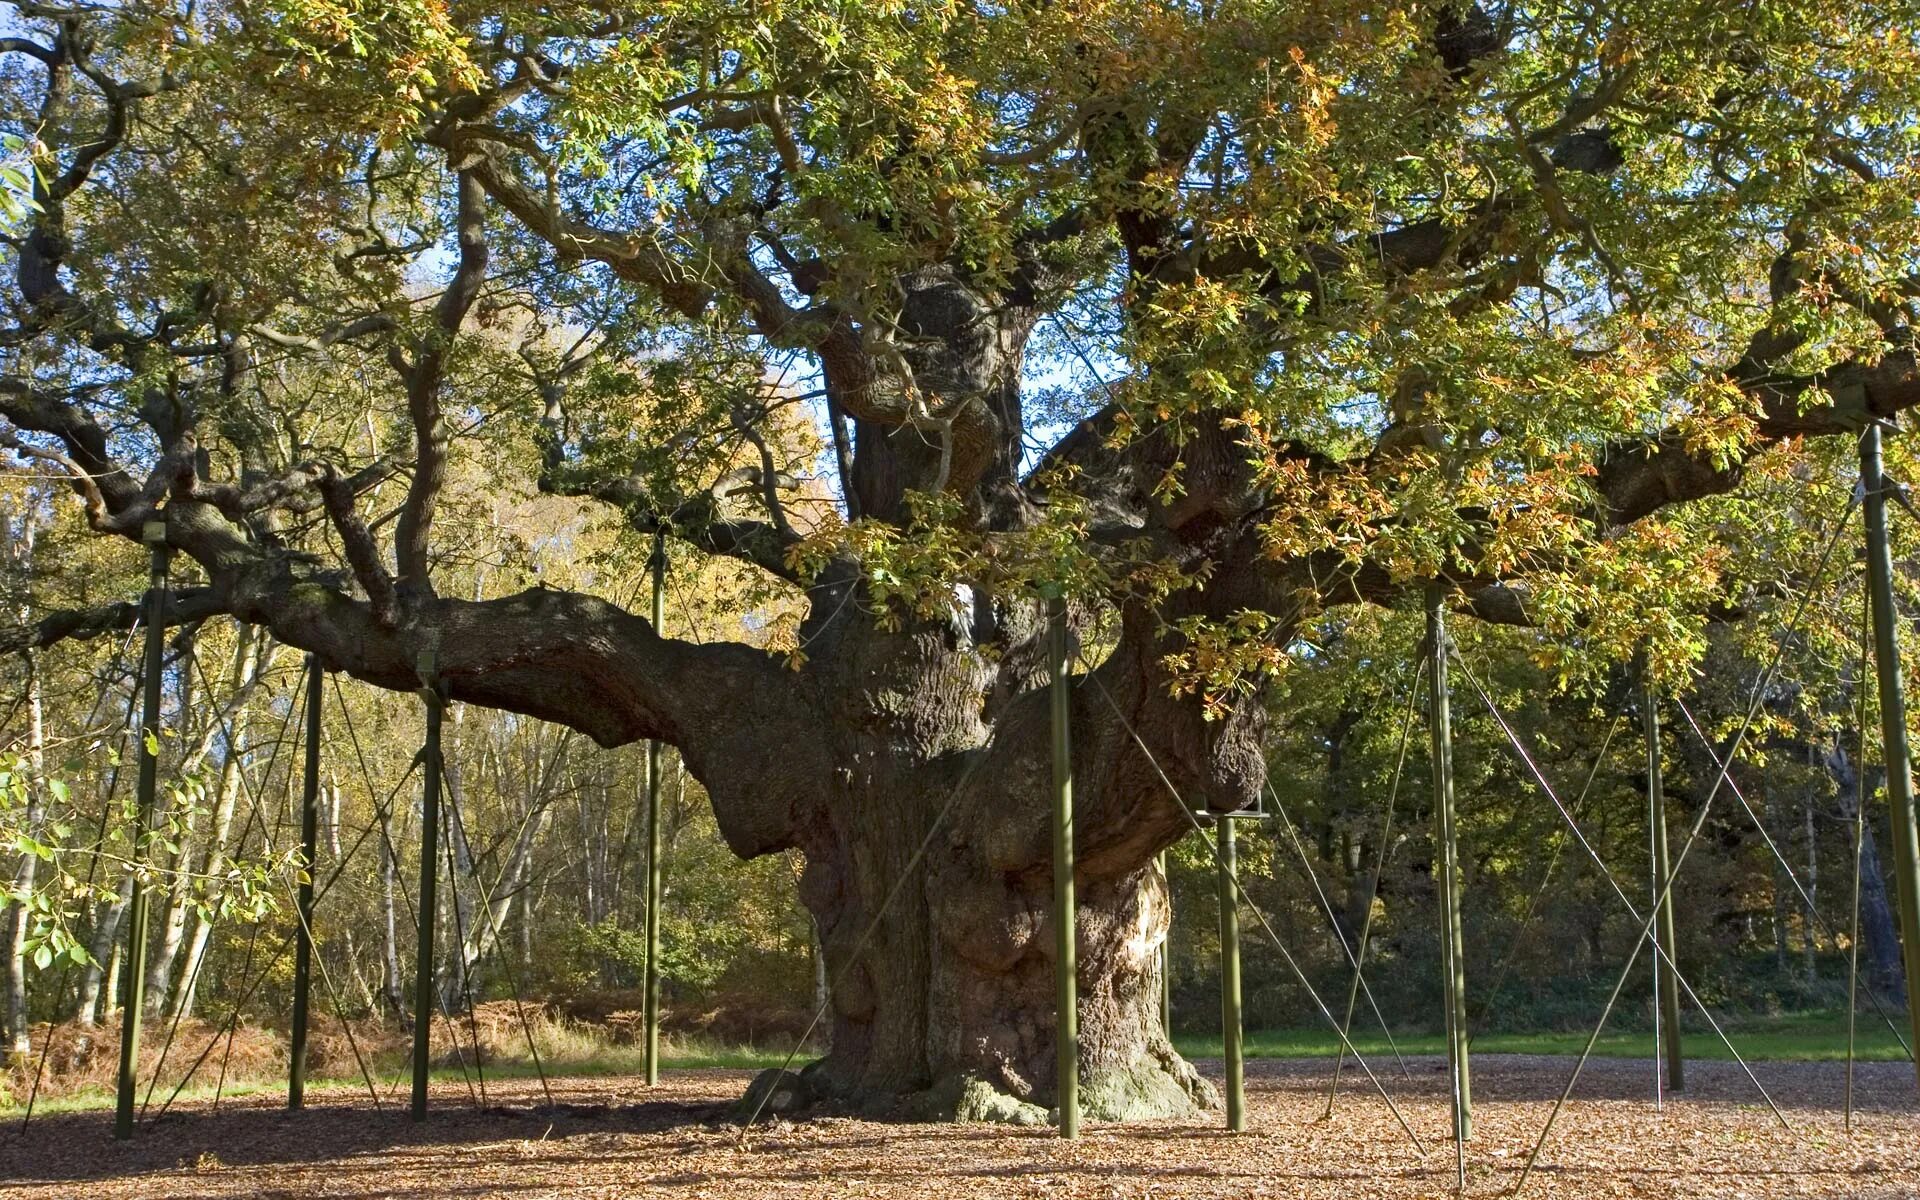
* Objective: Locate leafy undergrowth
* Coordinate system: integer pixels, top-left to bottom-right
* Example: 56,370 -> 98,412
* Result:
0,1001 -> 801,1115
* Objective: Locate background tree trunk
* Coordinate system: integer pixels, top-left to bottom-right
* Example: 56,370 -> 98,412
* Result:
379,805 -> 407,1026
1827,743 -> 1908,1004
4,643 -> 45,1055
76,874 -> 132,1027
168,628 -> 264,1020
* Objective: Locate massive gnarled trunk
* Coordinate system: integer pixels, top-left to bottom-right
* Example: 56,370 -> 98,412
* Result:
759,608 -> 1255,1120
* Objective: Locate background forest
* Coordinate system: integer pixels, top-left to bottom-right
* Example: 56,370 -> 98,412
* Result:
4,422 -> 1914,1106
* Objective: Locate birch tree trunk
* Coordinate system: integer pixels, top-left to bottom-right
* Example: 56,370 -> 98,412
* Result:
76,873 -> 131,1027
3,509 -> 43,1055
1804,785 -> 1818,983
167,627 -> 265,1020
379,805 -> 407,1025
4,643 -> 45,1055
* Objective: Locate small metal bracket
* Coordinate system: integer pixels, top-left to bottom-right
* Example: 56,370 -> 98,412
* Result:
414,640 -> 444,705
1198,805 -> 1270,825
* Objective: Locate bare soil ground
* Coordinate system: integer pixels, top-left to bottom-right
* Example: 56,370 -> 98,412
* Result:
2,1056 -> 1916,1199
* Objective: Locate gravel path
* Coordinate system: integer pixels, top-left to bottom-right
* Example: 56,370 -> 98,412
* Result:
3,1055 -> 1916,1198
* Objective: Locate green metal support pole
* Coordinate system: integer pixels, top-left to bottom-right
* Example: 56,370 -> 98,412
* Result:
114,520 -> 170,1141
1427,591 -> 1471,1144
410,656 -> 443,1122
1047,593 -> 1079,1138
1158,850 -> 1172,1038
644,533 -> 665,1087
1860,423 -> 1920,1086
1643,680 -> 1684,1091
289,655 -> 323,1110
1216,819 -> 1245,1132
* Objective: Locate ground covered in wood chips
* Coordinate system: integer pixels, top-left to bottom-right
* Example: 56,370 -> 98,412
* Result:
3,1056 -> 1916,1198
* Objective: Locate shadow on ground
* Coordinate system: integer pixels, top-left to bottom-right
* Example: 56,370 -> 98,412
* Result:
1,1058 -> 1914,1199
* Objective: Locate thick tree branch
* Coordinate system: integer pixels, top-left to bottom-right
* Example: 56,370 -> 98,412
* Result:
392,170 -> 487,595
315,463 -> 399,627
0,380 -> 142,523
447,135 -> 713,318
0,587 -> 226,655
545,466 -> 805,585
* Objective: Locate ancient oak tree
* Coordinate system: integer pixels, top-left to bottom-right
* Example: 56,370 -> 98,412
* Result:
3,0 -> 1917,1118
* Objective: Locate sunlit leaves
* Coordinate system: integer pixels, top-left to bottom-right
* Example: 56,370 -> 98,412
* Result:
0,134 -> 39,227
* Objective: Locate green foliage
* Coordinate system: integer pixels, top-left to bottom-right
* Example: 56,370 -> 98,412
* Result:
0,133 -> 38,226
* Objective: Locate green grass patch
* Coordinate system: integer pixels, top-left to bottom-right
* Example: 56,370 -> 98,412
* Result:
12,1012 -> 1902,1117
1176,1010 -> 1910,1063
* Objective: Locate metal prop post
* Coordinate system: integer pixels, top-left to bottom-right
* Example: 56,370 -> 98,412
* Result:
1860,422 -> 1920,1085
1427,591 -> 1471,1154
410,651 -> 444,1121
1048,593 -> 1080,1138
644,533 -> 665,1086
1643,679 -> 1684,1091
1215,816 -> 1249,1132
1158,849 -> 1172,1037
114,519 -> 170,1140
289,655 -> 323,1108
